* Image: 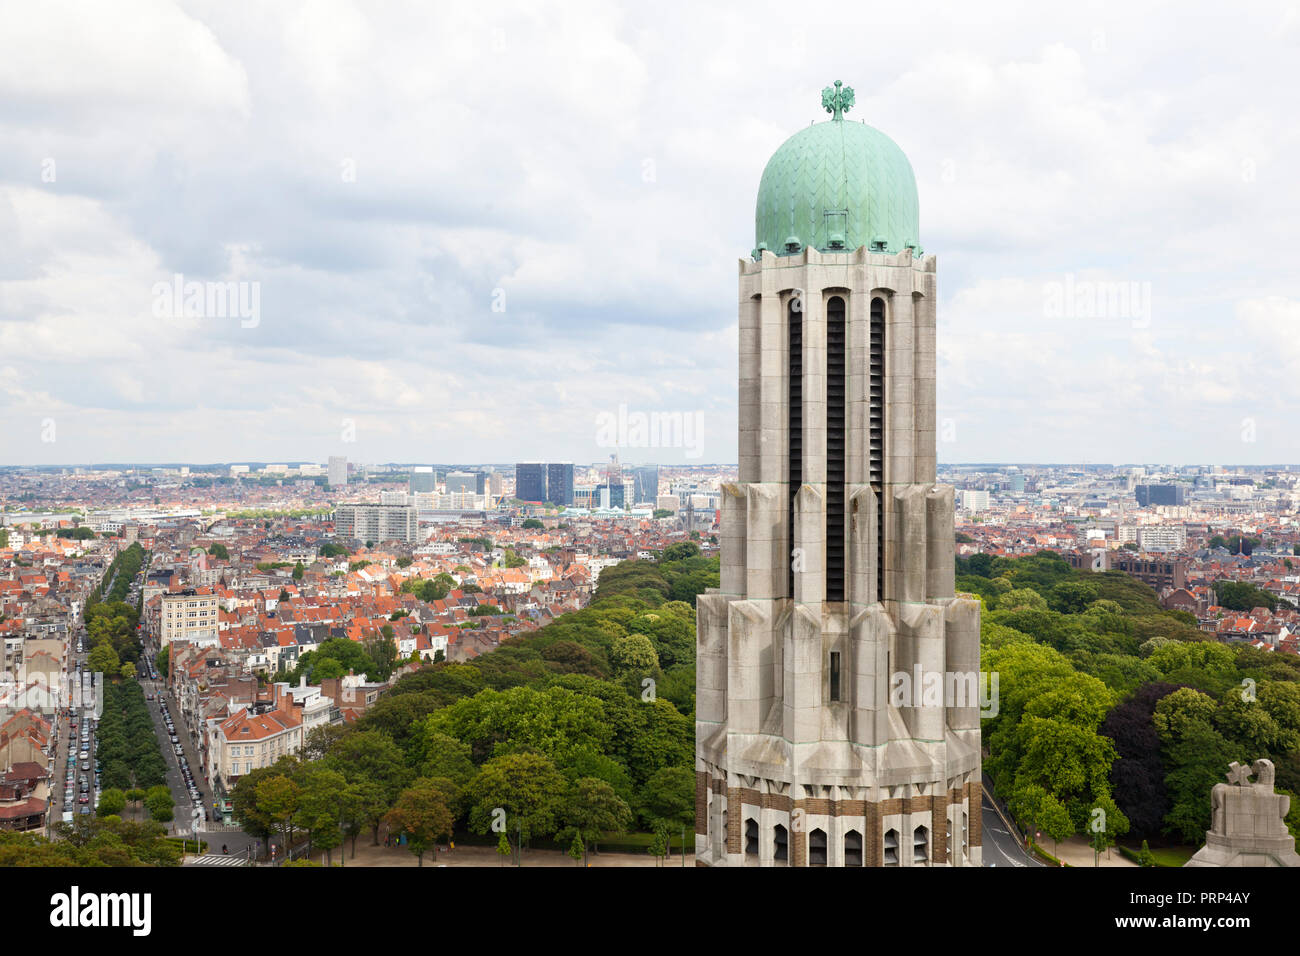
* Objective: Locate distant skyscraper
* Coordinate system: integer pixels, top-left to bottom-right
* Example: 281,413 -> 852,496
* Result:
696,83 -> 981,867
1136,484 -> 1186,507
445,471 -> 477,495
631,464 -> 660,503
516,462 -> 547,502
596,481 -> 624,508
547,462 -> 575,506
328,456 -> 347,488
409,466 -> 435,495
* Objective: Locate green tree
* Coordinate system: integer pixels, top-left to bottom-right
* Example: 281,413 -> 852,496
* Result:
466,752 -> 567,861
1008,782 -> 1073,858
292,561 -> 305,580
610,633 -> 659,679
295,767 -> 346,864
420,731 -> 476,786
87,642 -> 120,676
97,788 -> 127,818
326,731 -> 410,843
639,765 -> 695,831
256,775 -> 302,848
385,780 -> 455,866
145,785 -> 173,823
558,777 -> 633,864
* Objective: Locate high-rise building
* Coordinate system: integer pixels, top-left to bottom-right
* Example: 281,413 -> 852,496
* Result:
409,466 -> 436,495
332,503 -> 418,543
696,83 -> 981,868
328,456 -> 348,488
1135,484 -> 1186,507
596,481 -> 624,508
1137,524 -> 1187,552
516,462 -> 547,502
547,462 -> 575,506
445,471 -> 478,495
961,490 -> 990,512
631,464 -> 660,503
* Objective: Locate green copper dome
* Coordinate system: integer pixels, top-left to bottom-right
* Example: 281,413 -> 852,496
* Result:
754,81 -> 920,257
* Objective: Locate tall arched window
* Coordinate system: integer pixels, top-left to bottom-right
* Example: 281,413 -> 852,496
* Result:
773,824 -> 789,862
869,296 -> 886,600
808,828 -> 828,866
826,295 -> 846,602
913,825 -> 929,865
883,827 -> 899,866
844,829 -> 863,866
745,818 -> 759,857
788,296 -> 803,600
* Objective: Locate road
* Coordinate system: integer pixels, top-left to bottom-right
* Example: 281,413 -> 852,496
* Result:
981,772 -> 1045,867
139,638 -> 259,859
51,631 -> 98,830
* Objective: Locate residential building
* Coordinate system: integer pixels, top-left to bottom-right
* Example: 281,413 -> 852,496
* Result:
160,587 -> 221,649
328,456 -> 348,488
332,503 -> 418,544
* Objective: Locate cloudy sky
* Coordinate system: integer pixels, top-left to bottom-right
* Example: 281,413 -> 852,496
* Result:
2,1 -> 1298,467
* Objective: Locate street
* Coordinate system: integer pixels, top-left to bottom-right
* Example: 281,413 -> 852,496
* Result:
981,772 -> 1045,868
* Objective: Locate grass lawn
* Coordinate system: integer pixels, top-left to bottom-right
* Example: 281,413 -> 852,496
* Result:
1147,844 -> 1195,867
1120,841 -> 1196,867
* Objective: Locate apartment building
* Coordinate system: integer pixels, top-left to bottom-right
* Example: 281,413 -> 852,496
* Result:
160,587 -> 220,648
1137,524 -> 1188,552
332,503 -> 418,544
209,687 -> 304,790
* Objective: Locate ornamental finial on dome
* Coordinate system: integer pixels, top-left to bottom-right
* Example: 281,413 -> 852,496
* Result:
821,80 -> 854,121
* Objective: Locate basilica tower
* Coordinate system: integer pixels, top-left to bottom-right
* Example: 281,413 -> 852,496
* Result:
695,82 -> 982,867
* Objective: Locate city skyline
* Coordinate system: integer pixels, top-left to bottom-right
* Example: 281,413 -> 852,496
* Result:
4,3 -> 1298,465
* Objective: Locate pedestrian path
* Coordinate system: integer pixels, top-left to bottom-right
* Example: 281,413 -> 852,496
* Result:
185,854 -> 246,867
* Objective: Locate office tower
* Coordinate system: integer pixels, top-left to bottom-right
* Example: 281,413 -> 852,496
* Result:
1135,484 -> 1186,507
409,466 -> 436,495
445,471 -> 477,495
696,83 -> 981,867
631,464 -> 660,503
516,462 -> 547,502
547,462 -> 575,506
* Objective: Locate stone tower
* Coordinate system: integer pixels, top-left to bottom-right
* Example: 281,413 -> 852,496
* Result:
695,82 -> 982,867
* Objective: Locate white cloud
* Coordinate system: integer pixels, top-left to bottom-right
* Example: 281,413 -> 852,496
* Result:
1,0 -> 1296,464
